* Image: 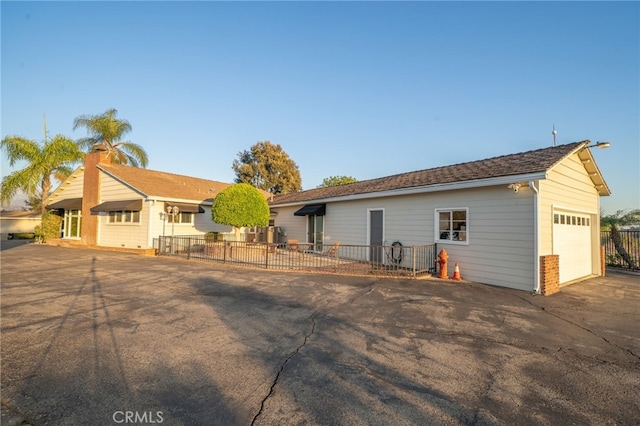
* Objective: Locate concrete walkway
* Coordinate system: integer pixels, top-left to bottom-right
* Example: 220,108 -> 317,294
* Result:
1,243 -> 639,425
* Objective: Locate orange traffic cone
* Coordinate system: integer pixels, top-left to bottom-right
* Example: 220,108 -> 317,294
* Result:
452,263 -> 462,281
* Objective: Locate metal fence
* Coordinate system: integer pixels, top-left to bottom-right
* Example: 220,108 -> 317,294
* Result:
155,235 -> 436,278
601,230 -> 640,270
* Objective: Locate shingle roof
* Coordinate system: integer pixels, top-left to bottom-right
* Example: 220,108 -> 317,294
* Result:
98,163 -> 232,203
271,141 -> 588,205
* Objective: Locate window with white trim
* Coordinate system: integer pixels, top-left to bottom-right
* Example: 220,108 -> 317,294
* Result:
107,210 -> 140,224
167,212 -> 193,224
436,208 -> 468,243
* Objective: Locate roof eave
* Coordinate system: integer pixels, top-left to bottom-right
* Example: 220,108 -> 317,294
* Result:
148,196 -> 214,206
270,172 -> 547,207
576,147 -> 612,196
44,166 -> 85,206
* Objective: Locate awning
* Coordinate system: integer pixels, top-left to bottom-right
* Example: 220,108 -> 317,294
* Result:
46,198 -> 83,210
163,202 -> 205,213
90,199 -> 143,213
293,204 -> 326,216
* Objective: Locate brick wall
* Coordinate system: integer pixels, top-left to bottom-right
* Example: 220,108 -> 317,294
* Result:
540,254 -> 560,296
81,149 -> 108,246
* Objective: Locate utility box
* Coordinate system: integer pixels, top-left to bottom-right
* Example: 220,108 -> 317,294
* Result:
255,226 -> 283,243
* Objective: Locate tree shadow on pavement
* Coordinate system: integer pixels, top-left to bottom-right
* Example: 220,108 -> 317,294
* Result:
188,276 -> 482,425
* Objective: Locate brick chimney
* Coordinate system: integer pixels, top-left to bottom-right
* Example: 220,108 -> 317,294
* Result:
81,145 -> 109,246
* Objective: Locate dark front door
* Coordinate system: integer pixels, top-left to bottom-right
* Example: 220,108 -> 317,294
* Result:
308,215 -> 324,251
369,210 -> 383,263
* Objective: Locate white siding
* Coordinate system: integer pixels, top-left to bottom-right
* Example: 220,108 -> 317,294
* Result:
539,153 -> 601,280
424,187 -> 535,291
98,204 -> 149,248
149,203 -> 232,241
96,173 -> 147,248
99,173 -> 141,201
95,173 -> 234,248
272,206 -> 308,243
48,170 -> 84,202
0,217 -> 41,235
273,185 -> 536,291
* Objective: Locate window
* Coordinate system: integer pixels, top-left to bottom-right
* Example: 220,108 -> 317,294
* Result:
436,208 -> 468,243
167,212 -> 193,224
107,210 -> 140,224
64,209 -> 82,238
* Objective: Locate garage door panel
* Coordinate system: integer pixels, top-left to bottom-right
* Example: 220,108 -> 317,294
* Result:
553,211 -> 592,283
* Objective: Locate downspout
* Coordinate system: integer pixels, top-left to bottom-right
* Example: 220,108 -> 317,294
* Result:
147,199 -> 155,249
529,181 -> 540,294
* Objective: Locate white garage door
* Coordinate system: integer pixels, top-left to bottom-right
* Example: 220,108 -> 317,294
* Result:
553,211 -> 593,283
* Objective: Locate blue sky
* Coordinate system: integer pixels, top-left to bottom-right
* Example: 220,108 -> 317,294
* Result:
2,1 -> 638,213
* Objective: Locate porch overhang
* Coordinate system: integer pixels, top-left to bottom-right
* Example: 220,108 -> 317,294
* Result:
90,199 -> 143,213
293,204 -> 326,216
163,202 -> 205,213
46,198 -> 83,210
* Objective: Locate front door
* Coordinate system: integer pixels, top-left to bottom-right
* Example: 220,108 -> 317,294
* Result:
369,210 -> 383,263
308,215 -> 324,251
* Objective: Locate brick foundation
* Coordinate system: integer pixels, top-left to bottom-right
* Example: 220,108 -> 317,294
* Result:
540,255 -> 560,296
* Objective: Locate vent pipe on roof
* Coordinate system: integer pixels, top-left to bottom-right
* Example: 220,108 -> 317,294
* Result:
91,143 -> 108,152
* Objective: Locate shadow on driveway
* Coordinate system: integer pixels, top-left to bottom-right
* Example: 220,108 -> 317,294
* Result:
1,245 -> 639,425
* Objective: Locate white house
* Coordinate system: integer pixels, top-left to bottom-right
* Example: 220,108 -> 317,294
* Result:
269,141 -> 611,293
45,148 -> 240,251
0,211 -> 41,240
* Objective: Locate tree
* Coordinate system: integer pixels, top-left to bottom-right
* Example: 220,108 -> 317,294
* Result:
24,191 -> 44,212
601,209 -> 640,269
317,175 -> 358,188
232,141 -> 302,195
1,134 -> 83,214
73,108 -> 148,167
211,183 -> 270,241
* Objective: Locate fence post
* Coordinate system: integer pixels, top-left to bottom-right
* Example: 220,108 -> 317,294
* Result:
412,246 -> 417,277
265,243 -> 269,269
187,237 -> 192,260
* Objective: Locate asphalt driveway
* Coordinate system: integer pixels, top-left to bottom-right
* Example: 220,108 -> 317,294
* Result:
1,243 -> 639,425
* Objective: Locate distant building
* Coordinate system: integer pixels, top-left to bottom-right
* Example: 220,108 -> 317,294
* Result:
0,211 -> 41,240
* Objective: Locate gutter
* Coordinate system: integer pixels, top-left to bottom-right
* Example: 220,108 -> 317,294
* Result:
529,180 -> 540,294
146,199 -> 155,249
272,172 -> 547,208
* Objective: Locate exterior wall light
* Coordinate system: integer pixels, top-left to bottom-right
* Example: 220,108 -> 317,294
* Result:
508,183 -> 522,193
585,141 -> 611,149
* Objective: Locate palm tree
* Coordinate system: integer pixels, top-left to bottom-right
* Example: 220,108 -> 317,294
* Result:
73,108 -> 148,168
601,209 -> 640,269
1,134 -> 83,214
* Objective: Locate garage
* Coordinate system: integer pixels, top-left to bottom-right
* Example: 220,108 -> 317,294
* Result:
553,210 -> 593,283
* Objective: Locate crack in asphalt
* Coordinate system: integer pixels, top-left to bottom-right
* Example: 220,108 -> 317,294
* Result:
250,317 -> 316,426
348,284 -> 376,304
517,296 -> 640,362
379,323 -> 633,366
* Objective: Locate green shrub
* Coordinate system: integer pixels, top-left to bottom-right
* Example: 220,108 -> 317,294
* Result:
12,233 -> 36,240
34,211 -> 62,242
